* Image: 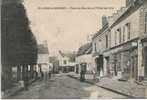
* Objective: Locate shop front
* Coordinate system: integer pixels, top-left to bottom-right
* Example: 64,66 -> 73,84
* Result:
105,41 -> 138,80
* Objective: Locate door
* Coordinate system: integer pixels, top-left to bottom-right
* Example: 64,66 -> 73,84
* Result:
131,56 -> 138,79
105,57 -> 110,75
95,57 -> 100,75
114,55 -> 117,76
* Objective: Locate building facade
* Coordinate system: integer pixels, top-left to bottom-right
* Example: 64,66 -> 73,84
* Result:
92,0 -> 147,81
58,51 -> 76,73
76,43 -> 95,74
92,16 -> 109,77
37,41 -> 50,77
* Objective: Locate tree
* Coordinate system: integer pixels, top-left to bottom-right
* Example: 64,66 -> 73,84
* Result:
2,0 -> 38,65
1,0 -> 38,90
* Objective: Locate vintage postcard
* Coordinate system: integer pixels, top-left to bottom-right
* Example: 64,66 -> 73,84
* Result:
1,0 -> 147,99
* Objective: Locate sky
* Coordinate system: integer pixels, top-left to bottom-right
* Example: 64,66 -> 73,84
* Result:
24,0 -> 125,56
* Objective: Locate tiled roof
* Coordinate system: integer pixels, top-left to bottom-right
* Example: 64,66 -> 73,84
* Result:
92,0 -> 145,40
77,42 -> 92,56
110,0 -> 143,29
92,24 -> 108,40
58,51 -> 76,62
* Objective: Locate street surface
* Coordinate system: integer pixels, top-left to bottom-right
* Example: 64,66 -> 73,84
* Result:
9,73 -> 128,99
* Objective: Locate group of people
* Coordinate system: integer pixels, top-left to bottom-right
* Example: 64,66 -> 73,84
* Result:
40,71 -> 52,81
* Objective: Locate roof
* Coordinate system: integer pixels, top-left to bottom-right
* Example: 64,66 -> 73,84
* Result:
110,0 -> 143,29
38,44 -> 49,54
92,0 -> 145,40
92,23 -> 108,40
58,51 -> 76,62
77,42 -> 92,56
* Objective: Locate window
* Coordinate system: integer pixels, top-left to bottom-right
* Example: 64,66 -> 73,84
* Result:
106,35 -> 108,48
117,28 -> 122,44
94,43 -> 97,52
123,26 -> 125,42
126,23 -> 131,40
109,31 -> 111,48
145,12 -> 147,33
115,31 -> 117,45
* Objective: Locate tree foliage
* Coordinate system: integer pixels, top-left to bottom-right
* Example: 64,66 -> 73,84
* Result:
2,0 -> 38,65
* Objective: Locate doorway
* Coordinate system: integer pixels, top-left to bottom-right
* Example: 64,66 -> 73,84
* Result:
95,55 -> 103,76
131,55 -> 138,79
105,57 -> 110,75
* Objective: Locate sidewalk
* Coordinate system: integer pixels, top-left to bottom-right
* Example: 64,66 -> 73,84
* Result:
67,72 -> 147,98
96,77 -> 147,98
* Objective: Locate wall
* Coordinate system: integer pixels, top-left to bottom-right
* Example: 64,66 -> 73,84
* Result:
76,54 -> 95,72
92,30 -> 108,54
110,8 -> 140,48
140,1 -> 147,34
138,1 -> 147,79
58,54 -> 76,67
58,56 -> 69,67
37,54 -> 49,64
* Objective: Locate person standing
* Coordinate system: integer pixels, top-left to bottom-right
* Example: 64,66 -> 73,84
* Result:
24,67 -> 29,90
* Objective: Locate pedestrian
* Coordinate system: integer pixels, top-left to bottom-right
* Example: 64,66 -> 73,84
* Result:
80,70 -> 85,81
49,71 -> 51,79
24,73 -> 29,90
80,71 -> 83,81
43,72 -> 48,82
41,72 -> 44,80
34,71 -> 38,80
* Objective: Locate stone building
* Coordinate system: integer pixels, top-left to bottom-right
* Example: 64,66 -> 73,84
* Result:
92,0 -> 147,81
58,51 -> 76,73
37,41 -> 49,77
76,42 -> 94,74
92,16 -> 109,77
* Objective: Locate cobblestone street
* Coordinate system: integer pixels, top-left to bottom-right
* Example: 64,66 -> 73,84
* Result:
8,73 -> 128,99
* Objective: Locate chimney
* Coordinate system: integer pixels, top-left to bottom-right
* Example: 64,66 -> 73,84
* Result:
102,15 -> 108,28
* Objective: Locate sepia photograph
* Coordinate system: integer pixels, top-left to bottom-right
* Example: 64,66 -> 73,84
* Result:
1,0 -> 147,99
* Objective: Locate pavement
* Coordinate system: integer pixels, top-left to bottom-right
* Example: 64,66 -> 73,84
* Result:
6,73 -> 128,99
67,72 -> 147,99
